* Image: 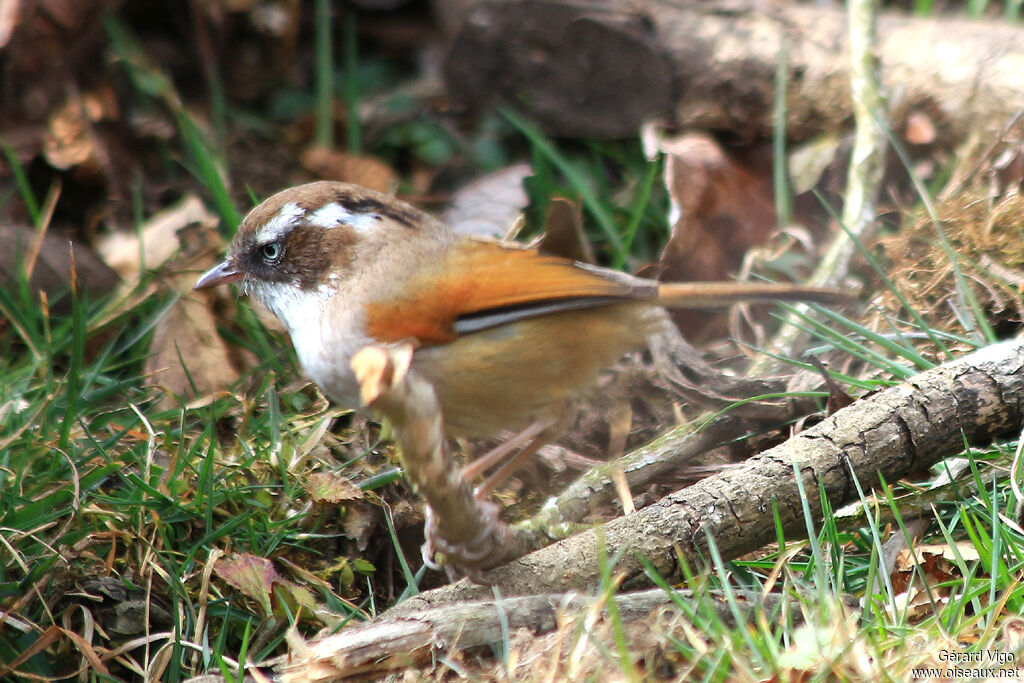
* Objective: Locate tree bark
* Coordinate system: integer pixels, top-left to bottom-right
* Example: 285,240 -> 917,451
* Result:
393,339 -> 1024,609
444,0 -> 1024,141
276,587 -> 799,680
263,339 -> 1024,680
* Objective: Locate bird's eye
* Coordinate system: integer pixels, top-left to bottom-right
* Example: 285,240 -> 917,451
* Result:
259,242 -> 282,263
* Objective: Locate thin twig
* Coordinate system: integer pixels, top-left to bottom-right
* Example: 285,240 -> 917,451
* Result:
754,0 -> 887,373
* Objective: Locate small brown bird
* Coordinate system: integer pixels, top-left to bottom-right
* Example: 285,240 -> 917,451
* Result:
195,181 -> 846,493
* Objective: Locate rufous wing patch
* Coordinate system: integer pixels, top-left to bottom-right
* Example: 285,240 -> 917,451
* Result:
364,239 -> 638,345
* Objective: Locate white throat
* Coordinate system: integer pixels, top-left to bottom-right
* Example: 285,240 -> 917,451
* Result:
248,280 -> 370,408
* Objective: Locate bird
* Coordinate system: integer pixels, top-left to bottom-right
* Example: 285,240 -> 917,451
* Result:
194,181 -> 848,496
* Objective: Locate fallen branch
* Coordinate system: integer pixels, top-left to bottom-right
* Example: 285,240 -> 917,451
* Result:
351,346 -> 531,574
507,0 -> 893,547
276,587 -> 811,680
445,0 -> 1024,142
392,338 -> 1024,609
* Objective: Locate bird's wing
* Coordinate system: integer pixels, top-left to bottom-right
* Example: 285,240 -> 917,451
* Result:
363,238 -> 645,345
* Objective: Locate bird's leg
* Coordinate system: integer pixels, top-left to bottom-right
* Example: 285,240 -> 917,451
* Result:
461,407 -> 574,500
417,420 -> 554,579
459,419 -> 551,482
472,435 -> 549,500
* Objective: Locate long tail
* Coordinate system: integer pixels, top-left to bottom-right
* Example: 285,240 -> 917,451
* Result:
654,281 -> 852,308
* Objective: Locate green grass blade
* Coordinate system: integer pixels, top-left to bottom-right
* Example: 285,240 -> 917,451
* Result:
501,108 -> 625,258
1,143 -> 40,224
314,0 -> 335,149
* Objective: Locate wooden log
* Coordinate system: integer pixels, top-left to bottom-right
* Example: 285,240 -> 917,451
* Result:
444,0 -> 1024,141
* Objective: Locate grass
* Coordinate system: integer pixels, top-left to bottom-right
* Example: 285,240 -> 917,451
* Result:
615,451 -> 1024,682
4,152 -> 1022,681
3,5 -> 1024,681
314,0 -> 335,151
0,265 -> 381,676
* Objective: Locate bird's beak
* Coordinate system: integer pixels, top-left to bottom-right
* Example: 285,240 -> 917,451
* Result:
193,260 -> 243,290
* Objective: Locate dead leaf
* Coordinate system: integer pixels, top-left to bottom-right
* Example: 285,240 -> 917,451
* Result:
890,542 -> 977,596
442,163 -> 531,238
307,471 -> 364,503
215,553 -> 316,619
657,132 -> 777,340
341,501 -> 379,552
905,109 -> 937,145
992,141 -> 1024,193
806,356 -> 854,414
97,194 -> 219,280
788,133 -> 843,195
660,133 -> 776,278
0,0 -> 20,48
144,280 -> 241,404
899,542 -> 982,564
1002,617 -> 1024,652
43,91 -> 116,179
144,230 -> 247,409
216,553 -> 280,615
890,585 -> 941,622
0,223 -> 119,303
301,146 -> 398,194
538,197 -> 595,263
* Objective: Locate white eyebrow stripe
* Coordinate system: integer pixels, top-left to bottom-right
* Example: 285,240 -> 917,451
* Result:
308,201 -> 381,233
256,202 -> 305,243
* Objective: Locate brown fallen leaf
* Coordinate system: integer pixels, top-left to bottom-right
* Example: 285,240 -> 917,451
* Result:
139,207 -> 245,406
991,128 -> 1024,195
306,471 -> 364,504
145,278 -> 243,405
657,132 -> 778,340
43,89 -> 118,181
807,355 -> 855,415
301,146 -> 398,194
1002,617 -> 1024,653
890,541 -> 979,598
538,196 -> 595,263
0,223 -> 120,304
787,132 -> 844,195
341,501 -> 379,552
897,542 -> 982,565
97,194 -> 219,281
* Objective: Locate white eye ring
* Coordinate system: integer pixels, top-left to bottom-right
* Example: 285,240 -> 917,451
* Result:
260,242 -> 283,263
